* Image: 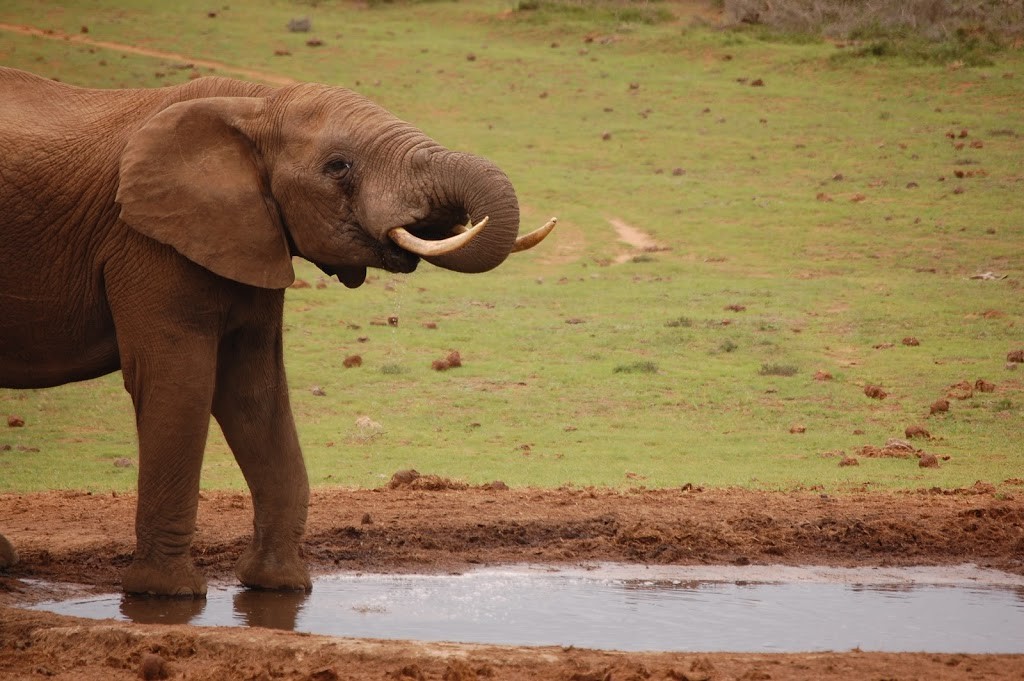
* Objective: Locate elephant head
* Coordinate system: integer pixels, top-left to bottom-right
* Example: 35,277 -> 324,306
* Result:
115,81 -> 555,289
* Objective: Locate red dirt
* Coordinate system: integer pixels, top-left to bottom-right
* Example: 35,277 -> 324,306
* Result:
2,486 -> 1024,679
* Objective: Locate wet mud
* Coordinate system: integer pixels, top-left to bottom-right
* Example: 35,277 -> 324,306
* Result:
2,485 -> 1024,679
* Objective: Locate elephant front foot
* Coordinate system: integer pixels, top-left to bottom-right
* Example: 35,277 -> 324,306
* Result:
123,556 -> 207,597
235,545 -> 311,591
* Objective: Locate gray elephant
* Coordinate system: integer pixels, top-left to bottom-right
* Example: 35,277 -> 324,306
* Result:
0,67 -> 555,596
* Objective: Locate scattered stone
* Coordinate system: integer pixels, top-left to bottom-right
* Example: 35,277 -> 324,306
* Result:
311,385 -> 326,396
864,384 -> 887,400
389,470 -> 419,488
466,53 -> 477,61
789,425 -> 806,434
918,453 -> 940,468
306,38 -> 324,47
287,17 -> 311,32
290,279 -> 310,289
422,322 -> 438,330
139,653 -> 168,680
902,337 -> 920,346
484,480 -> 509,491
947,381 -> 973,400
387,316 -> 399,327
1007,349 -> 1024,363
343,355 -> 362,368
7,416 -> 24,428
905,425 -> 931,439
274,49 -> 292,57
113,458 -> 133,468
930,398 -> 950,415
316,279 -> 328,289
672,167 -> 685,176
310,668 -> 339,681
360,513 -> 373,525
813,370 -> 833,381
601,131 -> 612,141
724,304 -> 746,312
839,456 -> 859,467
432,350 -> 463,371
750,78 -> 765,87
975,379 -> 996,393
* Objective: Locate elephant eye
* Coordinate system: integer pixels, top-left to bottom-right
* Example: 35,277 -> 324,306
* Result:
323,158 -> 352,177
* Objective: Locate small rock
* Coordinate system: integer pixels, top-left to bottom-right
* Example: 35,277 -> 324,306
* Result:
306,38 -> 323,47
311,385 -> 326,396
388,469 -> 420,488
343,355 -> 362,368
361,513 -> 373,525
466,53 -> 476,61
864,384 -> 887,400
905,425 -> 931,439
930,398 -> 950,415
139,653 -> 168,680
974,379 -> 996,393
484,480 -> 509,491
113,458 -> 133,468
601,131 -> 612,141
287,17 -> 311,32
902,337 -> 920,346
7,416 -> 24,428
387,316 -> 399,327
789,425 -> 806,434
1007,349 -> 1024,363
290,279 -> 310,289
750,78 -> 765,87
839,456 -> 859,467
813,370 -> 833,381
918,453 -> 940,468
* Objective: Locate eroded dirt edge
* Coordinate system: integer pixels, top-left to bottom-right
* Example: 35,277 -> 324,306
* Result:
2,486 -> 1023,679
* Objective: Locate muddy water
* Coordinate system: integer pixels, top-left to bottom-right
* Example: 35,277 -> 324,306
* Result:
28,564 -> 1024,653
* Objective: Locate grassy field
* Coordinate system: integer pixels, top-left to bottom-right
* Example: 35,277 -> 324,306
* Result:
1,1 -> 1021,493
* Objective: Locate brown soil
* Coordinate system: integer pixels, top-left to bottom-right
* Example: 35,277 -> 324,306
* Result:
2,486 -> 1024,680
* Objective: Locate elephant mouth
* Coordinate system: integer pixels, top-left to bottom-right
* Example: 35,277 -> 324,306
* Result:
316,243 -> 419,289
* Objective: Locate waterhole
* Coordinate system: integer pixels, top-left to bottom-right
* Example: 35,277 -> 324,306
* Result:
28,564 -> 1024,653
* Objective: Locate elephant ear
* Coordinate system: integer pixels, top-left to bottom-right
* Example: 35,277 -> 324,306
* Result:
116,96 -> 294,289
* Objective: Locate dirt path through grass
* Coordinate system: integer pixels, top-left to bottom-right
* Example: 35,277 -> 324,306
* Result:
0,22 -> 295,85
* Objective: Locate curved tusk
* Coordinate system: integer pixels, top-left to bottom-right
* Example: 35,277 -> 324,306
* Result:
512,217 -> 558,253
389,216 -> 489,257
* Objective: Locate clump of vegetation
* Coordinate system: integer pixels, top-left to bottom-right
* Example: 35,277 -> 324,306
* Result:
759,363 -> 799,377
380,364 -> 407,375
514,0 -> 675,26
665,316 -> 694,328
614,360 -> 660,374
719,339 -> 739,353
723,0 -> 1023,64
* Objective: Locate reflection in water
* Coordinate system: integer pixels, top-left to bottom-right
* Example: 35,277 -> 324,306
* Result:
30,566 -> 1024,654
120,594 -> 206,625
233,589 -> 309,630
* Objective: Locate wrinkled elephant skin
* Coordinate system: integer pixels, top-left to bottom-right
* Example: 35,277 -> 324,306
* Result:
0,67 -> 551,596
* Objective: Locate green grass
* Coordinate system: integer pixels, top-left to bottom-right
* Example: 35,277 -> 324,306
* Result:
1,1 -> 1022,494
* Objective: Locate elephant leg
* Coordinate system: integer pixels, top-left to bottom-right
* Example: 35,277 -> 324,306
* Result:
119,344 -> 217,597
213,325 -> 311,592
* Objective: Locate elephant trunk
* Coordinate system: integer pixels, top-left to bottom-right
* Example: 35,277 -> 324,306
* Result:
422,151 -> 520,274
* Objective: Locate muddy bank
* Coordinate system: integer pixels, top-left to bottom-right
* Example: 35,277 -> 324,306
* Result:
2,486 -> 1024,679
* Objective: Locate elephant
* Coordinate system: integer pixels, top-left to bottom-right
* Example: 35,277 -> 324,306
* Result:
0,67 -> 555,596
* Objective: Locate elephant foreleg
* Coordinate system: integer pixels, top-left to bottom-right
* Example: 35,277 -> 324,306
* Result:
119,346 -> 217,597
213,326 -> 311,592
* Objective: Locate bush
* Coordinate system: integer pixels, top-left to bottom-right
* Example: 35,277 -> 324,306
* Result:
723,0 -> 1023,62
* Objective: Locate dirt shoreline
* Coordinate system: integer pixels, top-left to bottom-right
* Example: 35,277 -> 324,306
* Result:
2,485 -> 1024,679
